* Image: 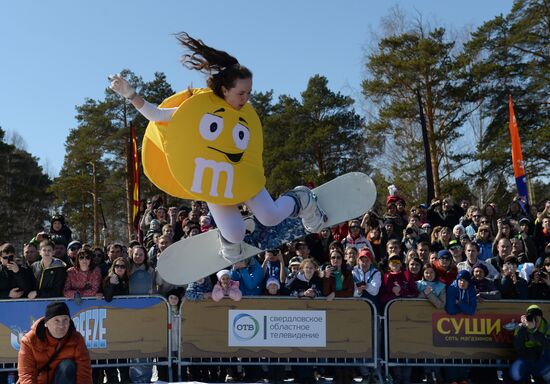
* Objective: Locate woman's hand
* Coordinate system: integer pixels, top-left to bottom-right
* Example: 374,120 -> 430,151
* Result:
109,74 -> 136,99
109,274 -> 119,284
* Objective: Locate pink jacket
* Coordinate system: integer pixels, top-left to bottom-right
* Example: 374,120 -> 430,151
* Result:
63,267 -> 101,298
212,280 -> 242,302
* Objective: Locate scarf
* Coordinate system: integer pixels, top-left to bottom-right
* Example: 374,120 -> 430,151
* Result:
417,279 -> 445,296
333,270 -> 343,291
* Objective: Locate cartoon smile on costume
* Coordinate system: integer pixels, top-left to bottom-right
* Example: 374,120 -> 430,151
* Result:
142,88 -> 265,205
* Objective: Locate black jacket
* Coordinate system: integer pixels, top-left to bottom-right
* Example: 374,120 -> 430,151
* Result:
31,258 -> 67,298
0,265 -> 36,298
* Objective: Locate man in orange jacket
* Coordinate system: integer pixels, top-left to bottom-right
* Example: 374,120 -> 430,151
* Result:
17,301 -> 92,384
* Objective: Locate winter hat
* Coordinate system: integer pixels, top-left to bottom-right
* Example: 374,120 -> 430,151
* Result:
51,214 -> 65,226
388,254 -> 401,262
289,256 -> 303,267
472,262 -> 488,277
456,269 -> 472,283
386,185 -> 405,207
165,288 -> 183,301
519,217 -> 531,226
266,277 -> 280,289
437,250 -> 452,259
526,305 -> 543,317
68,240 -> 82,249
216,269 -> 231,280
358,248 -> 373,261
448,239 -> 462,250
45,302 -> 70,322
453,224 -> 465,234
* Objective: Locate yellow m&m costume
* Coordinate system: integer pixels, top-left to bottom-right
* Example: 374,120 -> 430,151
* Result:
138,88 -> 299,246
142,88 -> 266,205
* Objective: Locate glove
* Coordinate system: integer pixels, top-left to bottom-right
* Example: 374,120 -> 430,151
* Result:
109,74 -> 136,99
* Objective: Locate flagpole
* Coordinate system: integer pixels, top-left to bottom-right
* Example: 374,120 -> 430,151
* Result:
508,95 -> 529,204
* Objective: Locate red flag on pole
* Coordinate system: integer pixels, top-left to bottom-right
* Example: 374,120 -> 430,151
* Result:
508,95 -> 528,203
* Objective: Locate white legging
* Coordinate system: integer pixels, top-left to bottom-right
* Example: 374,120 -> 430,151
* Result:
207,188 -> 295,243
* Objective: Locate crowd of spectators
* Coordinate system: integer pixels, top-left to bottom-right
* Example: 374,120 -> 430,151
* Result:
1,189 -> 549,383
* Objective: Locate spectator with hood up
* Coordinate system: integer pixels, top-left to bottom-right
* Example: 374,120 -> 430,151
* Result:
49,214 -> 73,246
445,270 -> 477,316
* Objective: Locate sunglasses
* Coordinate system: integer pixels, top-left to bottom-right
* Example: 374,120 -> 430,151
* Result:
114,264 -> 126,269
389,259 -> 401,265
79,255 -> 91,260
2,255 -> 14,260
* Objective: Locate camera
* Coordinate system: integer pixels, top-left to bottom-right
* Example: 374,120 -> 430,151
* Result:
526,313 -> 535,322
6,255 -> 14,262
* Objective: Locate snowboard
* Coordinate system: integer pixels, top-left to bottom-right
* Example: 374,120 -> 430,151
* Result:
157,172 -> 376,285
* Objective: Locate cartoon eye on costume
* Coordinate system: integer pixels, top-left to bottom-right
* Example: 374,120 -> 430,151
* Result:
199,113 -> 224,141
232,123 -> 250,150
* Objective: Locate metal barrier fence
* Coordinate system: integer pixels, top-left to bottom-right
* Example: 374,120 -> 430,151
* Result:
177,297 -> 381,382
0,296 -> 173,382
2,296 -> 547,382
383,298 -> 550,378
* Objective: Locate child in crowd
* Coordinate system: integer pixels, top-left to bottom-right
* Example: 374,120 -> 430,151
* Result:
212,270 -> 241,302
184,277 -> 212,301
416,263 -> 446,309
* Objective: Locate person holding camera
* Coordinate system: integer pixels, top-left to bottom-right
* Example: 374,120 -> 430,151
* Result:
0,243 -> 35,299
498,256 -> 529,300
510,305 -> 550,383
528,256 -> 550,300
322,249 -> 355,300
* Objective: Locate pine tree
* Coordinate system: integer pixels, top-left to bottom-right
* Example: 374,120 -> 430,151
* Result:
362,25 -> 471,198
0,128 -> 52,246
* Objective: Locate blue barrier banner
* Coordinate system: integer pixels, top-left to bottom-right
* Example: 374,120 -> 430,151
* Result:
0,296 -> 168,363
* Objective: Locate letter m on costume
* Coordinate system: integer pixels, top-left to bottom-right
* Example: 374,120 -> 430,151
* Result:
508,95 -> 528,204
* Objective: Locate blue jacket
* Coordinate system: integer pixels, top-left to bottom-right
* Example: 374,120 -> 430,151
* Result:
231,257 -> 264,296
445,270 -> 477,315
476,241 -> 493,261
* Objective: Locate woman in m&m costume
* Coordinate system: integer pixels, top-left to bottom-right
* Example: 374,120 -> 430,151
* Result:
110,32 -> 326,262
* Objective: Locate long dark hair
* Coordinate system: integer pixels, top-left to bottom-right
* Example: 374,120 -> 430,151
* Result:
175,32 -> 252,98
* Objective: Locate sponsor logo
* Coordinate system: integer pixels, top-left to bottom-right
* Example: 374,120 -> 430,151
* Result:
232,313 -> 260,341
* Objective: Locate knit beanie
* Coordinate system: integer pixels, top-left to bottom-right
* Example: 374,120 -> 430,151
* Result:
45,302 -> 70,321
